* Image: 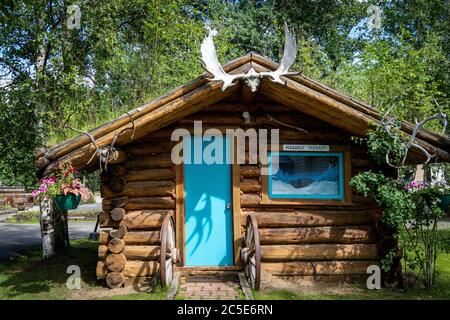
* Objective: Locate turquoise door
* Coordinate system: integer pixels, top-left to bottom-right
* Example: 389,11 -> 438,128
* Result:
184,135 -> 233,266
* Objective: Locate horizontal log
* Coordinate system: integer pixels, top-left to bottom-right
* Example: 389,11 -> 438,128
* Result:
261,244 -> 378,261
124,154 -> 173,169
123,210 -> 168,229
240,165 -> 260,178
103,197 -> 176,211
124,231 -> 161,245
99,245 -> 160,260
262,260 -> 378,276
108,176 -> 126,193
259,226 -> 375,244
240,179 -> 261,193
101,180 -> 175,198
277,128 -> 351,142
110,166 -> 128,176
137,123 -> 345,141
123,260 -> 159,277
124,142 -> 175,155
206,102 -> 295,113
268,274 -> 367,285
97,260 -> 160,278
243,211 -> 374,228
111,197 -> 129,208
127,197 -> 175,210
241,194 -> 261,206
125,169 -> 175,182
178,112 -> 332,129
100,230 -> 161,245
122,245 -> 160,260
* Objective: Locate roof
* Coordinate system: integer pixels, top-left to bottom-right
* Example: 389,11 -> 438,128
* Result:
34,53 -> 450,176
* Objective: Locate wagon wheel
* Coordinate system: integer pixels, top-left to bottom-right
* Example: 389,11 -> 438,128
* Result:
160,213 -> 177,287
240,214 -> 261,290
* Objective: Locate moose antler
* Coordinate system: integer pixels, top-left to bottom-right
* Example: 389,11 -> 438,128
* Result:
259,24 -> 299,84
64,112 -> 136,172
401,99 -> 447,165
380,100 -> 447,167
201,23 -> 298,92
380,106 -> 403,168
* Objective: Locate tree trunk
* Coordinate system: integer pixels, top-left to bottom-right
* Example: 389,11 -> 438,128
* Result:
39,197 -> 70,258
39,197 -> 55,258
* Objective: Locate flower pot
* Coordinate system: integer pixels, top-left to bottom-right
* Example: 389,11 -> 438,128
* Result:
54,194 -> 81,211
439,194 -> 450,211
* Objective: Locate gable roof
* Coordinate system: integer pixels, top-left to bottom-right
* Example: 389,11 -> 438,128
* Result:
35,53 -> 450,176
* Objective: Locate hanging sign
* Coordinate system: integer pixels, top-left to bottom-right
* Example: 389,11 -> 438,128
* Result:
282,144 -> 330,152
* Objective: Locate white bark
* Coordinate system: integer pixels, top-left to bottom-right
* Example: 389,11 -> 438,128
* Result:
39,197 -> 55,258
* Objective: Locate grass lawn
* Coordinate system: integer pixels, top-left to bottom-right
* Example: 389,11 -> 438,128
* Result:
1,233 -> 449,300
2,210 -> 98,224
0,239 -> 167,300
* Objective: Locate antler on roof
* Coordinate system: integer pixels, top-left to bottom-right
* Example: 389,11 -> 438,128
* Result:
200,23 -> 299,91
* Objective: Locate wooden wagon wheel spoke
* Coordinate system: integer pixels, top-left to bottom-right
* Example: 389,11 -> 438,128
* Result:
240,214 -> 261,290
160,213 -> 176,287
246,224 -> 254,247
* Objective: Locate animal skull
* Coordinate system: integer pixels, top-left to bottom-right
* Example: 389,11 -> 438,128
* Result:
243,68 -> 261,92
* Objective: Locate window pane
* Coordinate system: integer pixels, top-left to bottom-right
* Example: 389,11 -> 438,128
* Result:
270,153 -> 343,199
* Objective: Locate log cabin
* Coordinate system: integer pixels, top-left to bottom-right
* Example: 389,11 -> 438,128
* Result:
34,53 -> 450,290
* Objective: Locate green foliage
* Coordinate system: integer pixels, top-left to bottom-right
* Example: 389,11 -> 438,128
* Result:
380,249 -> 397,273
350,171 -> 415,228
1,0 -> 449,190
351,122 -> 450,289
363,126 -> 406,167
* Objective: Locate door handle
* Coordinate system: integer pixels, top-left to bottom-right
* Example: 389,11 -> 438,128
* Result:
226,203 -> 232,210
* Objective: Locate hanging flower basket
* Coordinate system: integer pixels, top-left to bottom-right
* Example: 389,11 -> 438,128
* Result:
32,161 -> 91,209
54,193 -> 81,211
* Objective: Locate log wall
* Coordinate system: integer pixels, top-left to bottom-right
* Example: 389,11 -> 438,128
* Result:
97,138 -> 175,287
97,98 -> 391,287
